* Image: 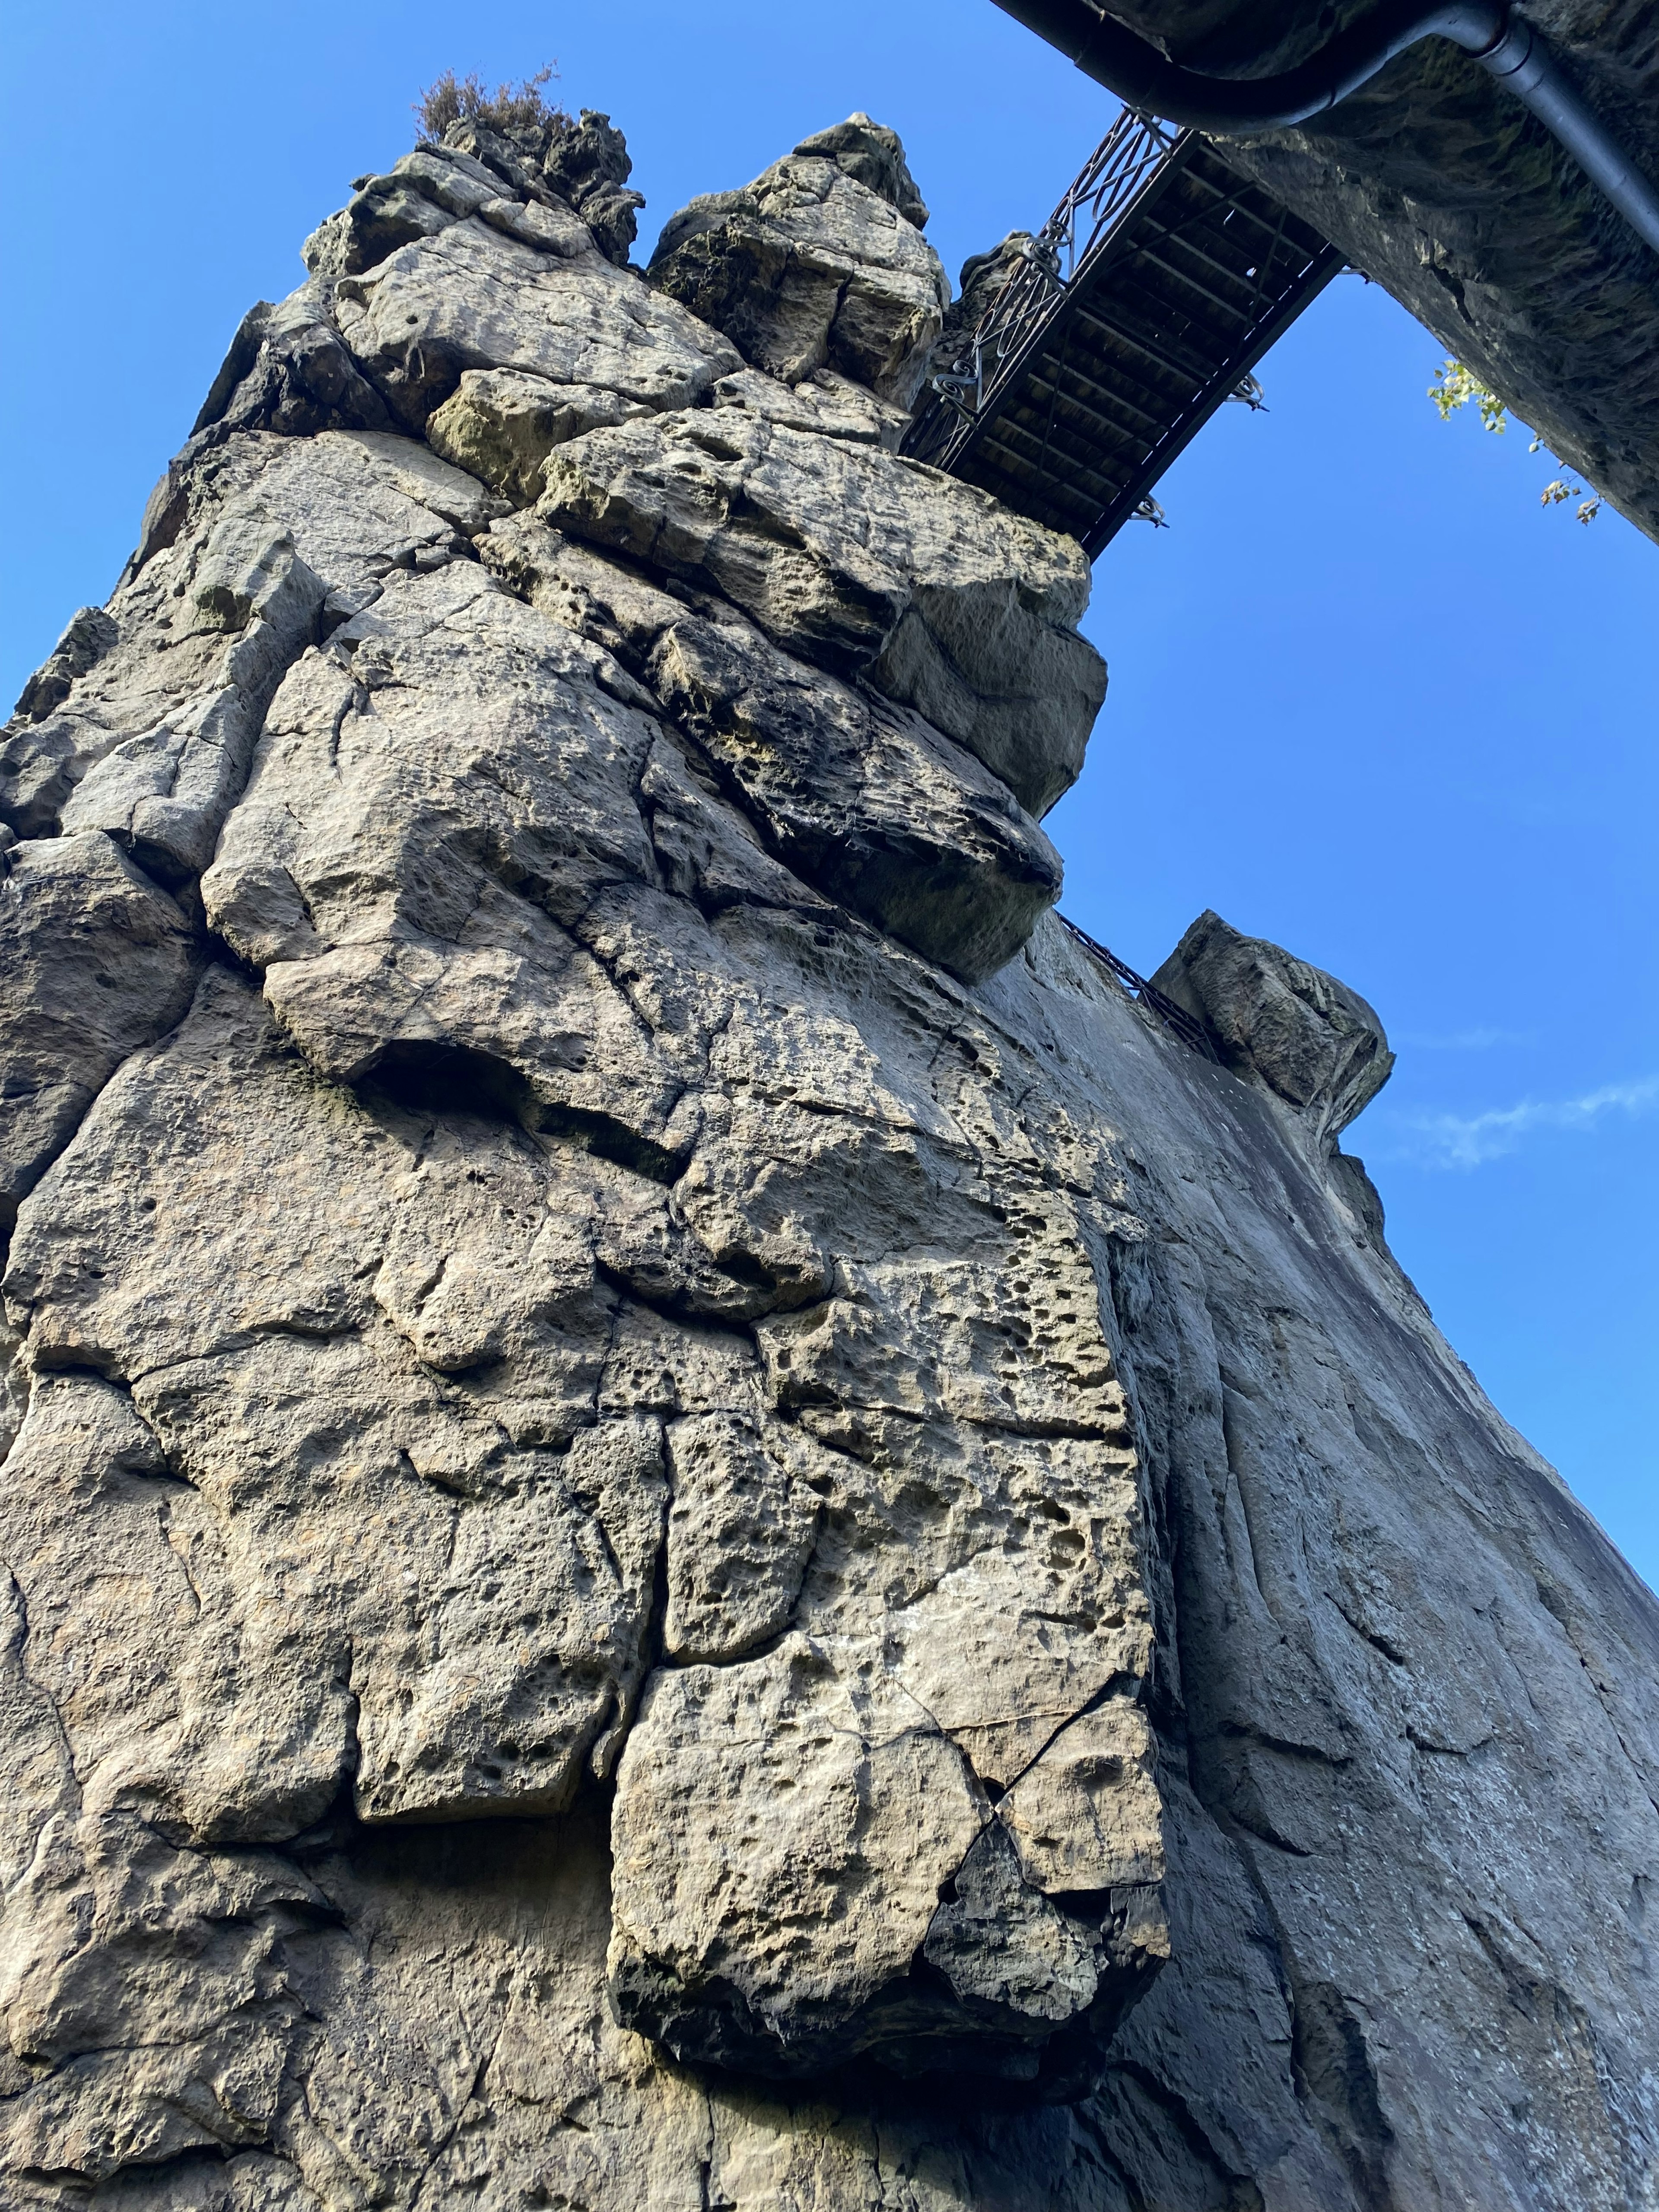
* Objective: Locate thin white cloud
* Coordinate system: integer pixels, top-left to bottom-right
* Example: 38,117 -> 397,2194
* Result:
1395,1026 -> 1538,1052
1392,1074 -> 1659,1170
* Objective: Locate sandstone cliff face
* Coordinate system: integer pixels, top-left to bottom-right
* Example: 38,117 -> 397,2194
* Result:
0,105 -> 1654,2212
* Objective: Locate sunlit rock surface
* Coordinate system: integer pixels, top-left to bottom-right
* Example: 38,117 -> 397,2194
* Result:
0,99 -> 1653,2212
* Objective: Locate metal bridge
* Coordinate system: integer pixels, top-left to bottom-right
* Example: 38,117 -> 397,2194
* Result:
903,110 -> 1344,557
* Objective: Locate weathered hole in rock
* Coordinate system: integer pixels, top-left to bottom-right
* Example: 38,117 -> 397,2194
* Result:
361,1039 -> 688,1182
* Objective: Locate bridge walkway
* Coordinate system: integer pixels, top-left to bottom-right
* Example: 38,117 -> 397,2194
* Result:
903,112 -> 1344,556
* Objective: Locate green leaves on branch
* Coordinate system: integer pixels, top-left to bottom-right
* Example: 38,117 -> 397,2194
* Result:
1428,360 -> 1602,523
1429,359 -> 1510,434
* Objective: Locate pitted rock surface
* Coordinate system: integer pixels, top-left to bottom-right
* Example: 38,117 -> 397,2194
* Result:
0,102 -> 1655,2212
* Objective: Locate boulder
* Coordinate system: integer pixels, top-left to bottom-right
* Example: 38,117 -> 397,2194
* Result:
392,143 -> 505,217
536,407 -> 1106,813
646,602 -> 1064,982
192,282 -> 397,441
791,112 -> 931,229
439,117 -> 544,194
426,367 -> 654,505
300,144 -> 505,280
299,138 -> 605,287
331,216 -> 741,431
481,514 -> 1065,981
607,1345 -> 1167,2082
1150,908 -> 1395,1147
649,116 -> 948,407
608,1632 -> 1162,2080
301,175 -> 453,280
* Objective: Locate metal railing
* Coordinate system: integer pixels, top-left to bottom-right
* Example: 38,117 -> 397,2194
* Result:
1057,913 -> 1221,1061
906,108 -> 1184,472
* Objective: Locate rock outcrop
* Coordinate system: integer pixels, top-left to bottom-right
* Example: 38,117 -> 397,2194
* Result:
0,102 -> 1654,2212
1151,909 -> 1396,1153
649,115 -> 948,408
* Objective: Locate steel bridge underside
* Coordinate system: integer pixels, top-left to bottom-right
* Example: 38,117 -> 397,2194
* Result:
903,120 -> 1344,558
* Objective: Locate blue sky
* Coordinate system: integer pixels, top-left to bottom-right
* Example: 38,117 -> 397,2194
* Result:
3,0 -> 1654,1590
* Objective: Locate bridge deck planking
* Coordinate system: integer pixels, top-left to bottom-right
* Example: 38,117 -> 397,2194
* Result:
905,118 -> 1343,557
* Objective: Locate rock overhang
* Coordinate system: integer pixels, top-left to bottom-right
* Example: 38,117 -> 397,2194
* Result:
1098,0 -> 1659,539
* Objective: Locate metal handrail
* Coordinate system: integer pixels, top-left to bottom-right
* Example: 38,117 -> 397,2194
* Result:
1057,913 -> 1222,1061
907,108 -> 1183,470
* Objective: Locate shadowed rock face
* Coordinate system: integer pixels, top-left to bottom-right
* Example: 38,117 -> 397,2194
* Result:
0,104 -> 1655,2212
1093,0 -> 1659,539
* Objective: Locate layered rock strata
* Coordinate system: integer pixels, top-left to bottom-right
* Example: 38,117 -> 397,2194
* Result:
0,102 -> 1654,2212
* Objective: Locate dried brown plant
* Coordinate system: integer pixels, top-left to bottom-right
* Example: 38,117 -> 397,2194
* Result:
415,64 -> 565,146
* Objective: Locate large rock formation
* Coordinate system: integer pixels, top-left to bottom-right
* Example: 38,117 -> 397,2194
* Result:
0,101 -> 1654,2212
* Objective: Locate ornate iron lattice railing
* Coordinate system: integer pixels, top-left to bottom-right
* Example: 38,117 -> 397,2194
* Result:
906,108 -> 1184,474
902,109 -> 1343,554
